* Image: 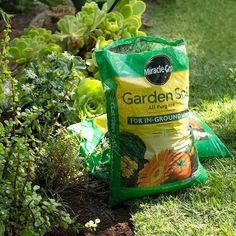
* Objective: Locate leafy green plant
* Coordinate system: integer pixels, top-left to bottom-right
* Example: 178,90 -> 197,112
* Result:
0,2 -> 147,234
0,11 -> 73,236
54,1 -> 146,80
36,128 -> 83,191
72,77 -> 105,120
15,51 -> 86,131
55,1 -> 145,50
9,28 -> 62,64
115,0 -> 146,37
55,2 -> 107,51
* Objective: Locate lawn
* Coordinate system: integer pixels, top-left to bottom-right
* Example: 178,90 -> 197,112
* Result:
130,0 -> 236,235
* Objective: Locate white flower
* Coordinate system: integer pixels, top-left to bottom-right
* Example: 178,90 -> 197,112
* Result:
85,218 -> 100,230
22,84 -> 35,92
88,220 -> 93,225
95,218 -> 100,224
47,52 -> 57,60
62,51 -> 75,60
25,69 -> 37,79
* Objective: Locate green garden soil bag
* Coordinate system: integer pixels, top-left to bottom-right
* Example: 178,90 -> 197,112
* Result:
95,36 -> 208,206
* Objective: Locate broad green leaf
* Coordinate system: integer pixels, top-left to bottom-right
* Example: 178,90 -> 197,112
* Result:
125,17 -> 142,29
9,47 -> 21,58
16,58 -> 28,64
133,1 -> 146,15
120,4 -> 133,18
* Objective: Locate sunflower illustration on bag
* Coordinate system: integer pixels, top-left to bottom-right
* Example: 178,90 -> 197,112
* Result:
137,149 -> 193,188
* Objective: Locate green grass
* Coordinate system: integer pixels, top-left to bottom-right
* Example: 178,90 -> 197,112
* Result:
130,0 -> 236,235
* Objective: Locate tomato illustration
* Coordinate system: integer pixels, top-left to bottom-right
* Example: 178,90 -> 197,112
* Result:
170,153 -> 192,180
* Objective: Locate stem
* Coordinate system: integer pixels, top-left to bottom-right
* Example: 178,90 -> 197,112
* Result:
108,0 -> 120,13
12,82 -> 16,136
13,153 -> 20,191
28,201 -> 36,225
21,159 -> 31,196
2,156 -> 9,179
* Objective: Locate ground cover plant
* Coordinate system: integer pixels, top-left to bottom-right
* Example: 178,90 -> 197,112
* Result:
130,0 -> 236,235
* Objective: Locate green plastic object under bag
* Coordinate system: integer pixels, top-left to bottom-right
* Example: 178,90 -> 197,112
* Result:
68,114 -> 111,179
95,36 -> 208,206
189,112 -> 231,160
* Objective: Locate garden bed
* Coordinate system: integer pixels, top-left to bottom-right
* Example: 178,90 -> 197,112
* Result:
0,1 -> 146,235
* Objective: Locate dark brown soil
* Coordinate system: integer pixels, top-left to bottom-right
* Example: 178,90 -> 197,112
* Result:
45,179 -> 133,236
0,9 -> 39,39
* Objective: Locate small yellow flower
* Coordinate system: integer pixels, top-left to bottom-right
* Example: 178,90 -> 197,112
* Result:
120,155 -> 138,178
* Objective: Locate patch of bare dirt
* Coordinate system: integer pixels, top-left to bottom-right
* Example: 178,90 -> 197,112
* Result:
46,180 -> 133,236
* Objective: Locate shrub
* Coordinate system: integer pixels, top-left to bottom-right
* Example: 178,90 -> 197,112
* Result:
0,10 -> 73,236
35,128 -> 82,191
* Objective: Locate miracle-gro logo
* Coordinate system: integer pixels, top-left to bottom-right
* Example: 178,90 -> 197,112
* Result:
144,55 -> 172,85
144,65 -> 173,76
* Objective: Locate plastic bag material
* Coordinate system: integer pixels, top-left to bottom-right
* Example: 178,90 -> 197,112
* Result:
95,36 -> 208,206
189,112 -> 231,160
67,114 -> 110,179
